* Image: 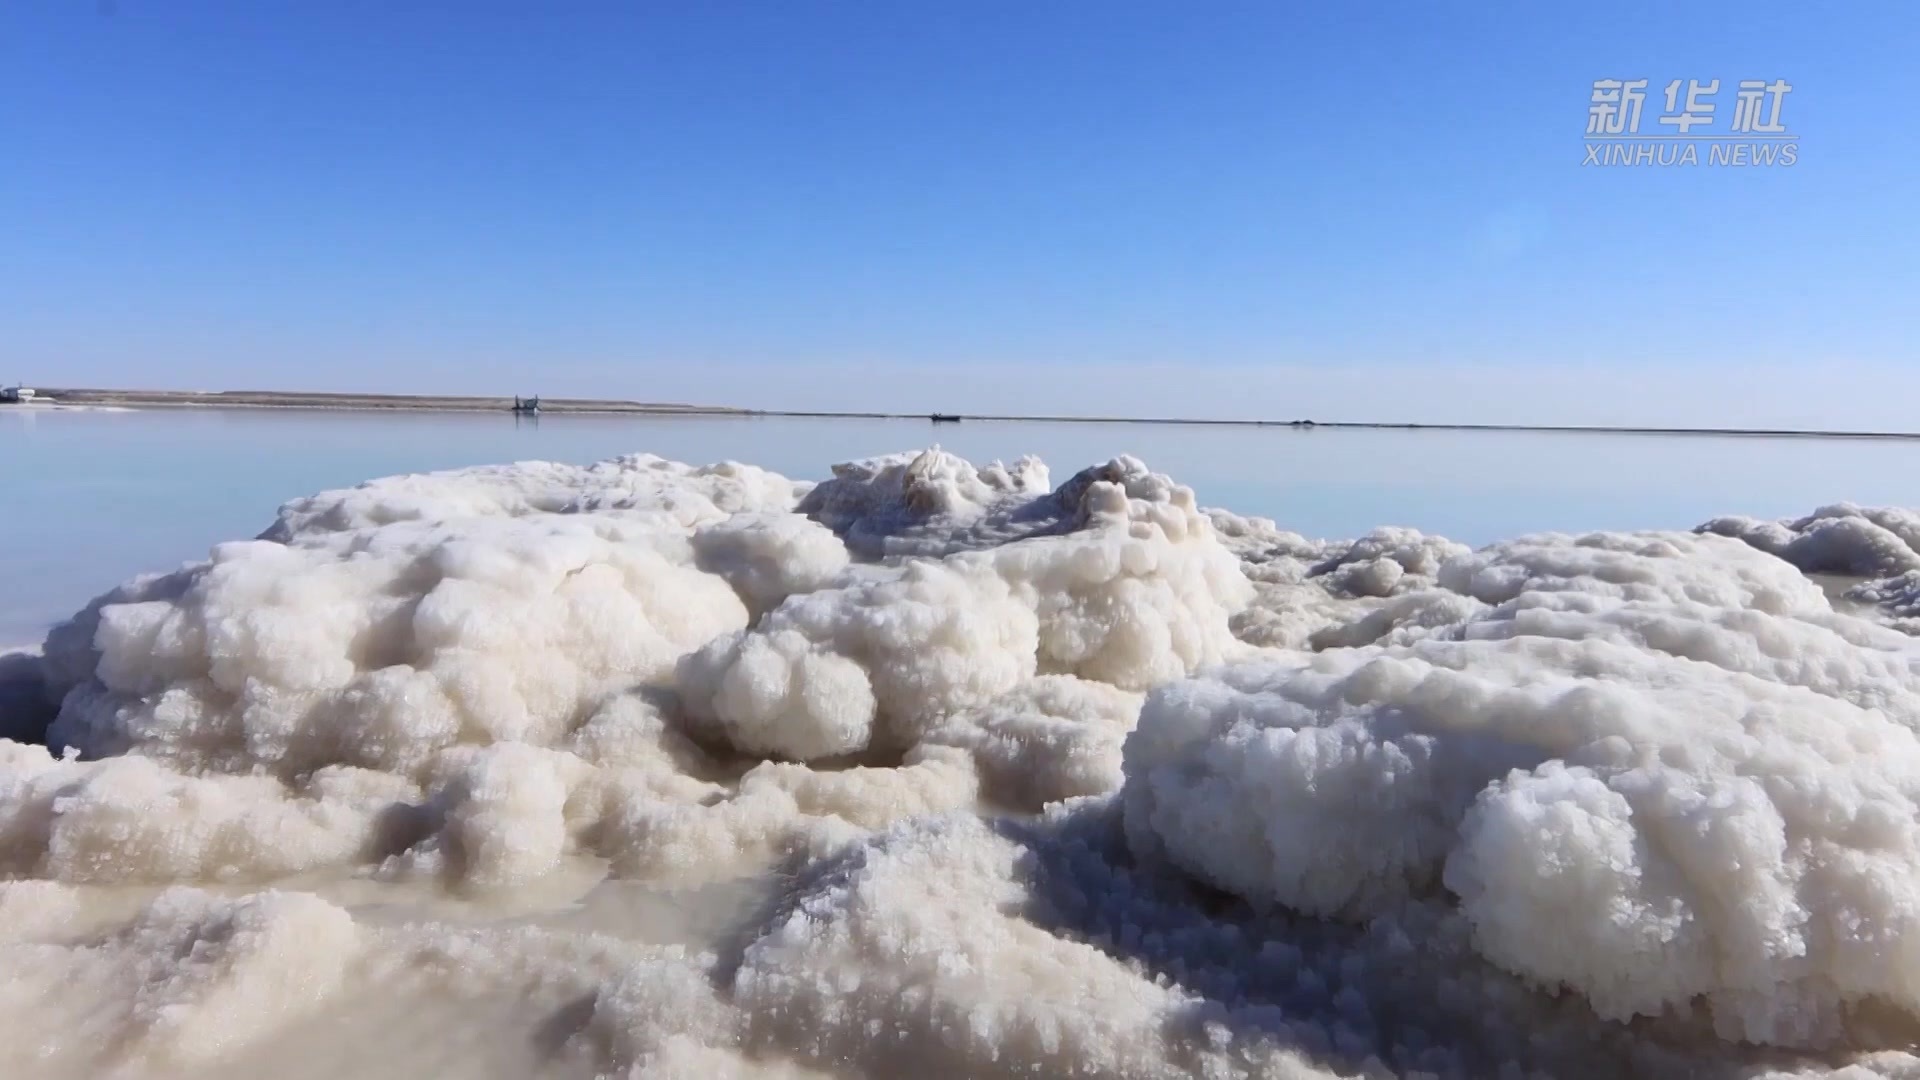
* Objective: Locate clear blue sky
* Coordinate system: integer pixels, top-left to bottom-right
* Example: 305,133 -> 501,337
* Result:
3,1 -> 1915,425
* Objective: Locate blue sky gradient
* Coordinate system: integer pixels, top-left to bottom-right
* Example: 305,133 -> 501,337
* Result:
2,1 -> 1914,423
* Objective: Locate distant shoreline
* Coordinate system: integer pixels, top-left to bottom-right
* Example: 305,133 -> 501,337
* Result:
12,386 -> 1920,442
18,387 -> 751,417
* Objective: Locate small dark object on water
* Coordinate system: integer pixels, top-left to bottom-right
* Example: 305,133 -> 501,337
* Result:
930,413 -> 961,423
512,395 -> 542,414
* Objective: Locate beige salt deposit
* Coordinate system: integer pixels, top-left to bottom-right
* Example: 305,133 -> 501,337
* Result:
6,449 -> 1920,1077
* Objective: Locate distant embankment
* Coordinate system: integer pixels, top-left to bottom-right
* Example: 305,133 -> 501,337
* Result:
18,387 -> 1920,441
32,387 -> 749,416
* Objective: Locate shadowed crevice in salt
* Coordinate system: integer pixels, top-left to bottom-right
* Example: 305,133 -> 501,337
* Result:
0,650 -> 54,745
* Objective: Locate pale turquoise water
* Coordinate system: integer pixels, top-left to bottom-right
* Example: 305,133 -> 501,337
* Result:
7,406 -> 1920,644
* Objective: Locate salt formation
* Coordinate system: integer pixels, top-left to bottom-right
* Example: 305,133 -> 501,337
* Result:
1207,512 -> 1469,650
794,449 -> 1054,557
1124,528 -> 1920,1049
1700,504 -> 1920,579
7,448 -> 1920,1078
678,450 -> 1251,762
1847,571 -> 1920,634
1702,504 -> 1920,633
17,448 -> 1245,899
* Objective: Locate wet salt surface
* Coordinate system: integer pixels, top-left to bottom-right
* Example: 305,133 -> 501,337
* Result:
213,874 -> 783,1080
7,420 -> 1920,1076
12,870 -> 781,1080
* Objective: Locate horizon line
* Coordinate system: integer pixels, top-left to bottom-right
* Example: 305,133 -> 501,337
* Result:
14,385 -> 1920,445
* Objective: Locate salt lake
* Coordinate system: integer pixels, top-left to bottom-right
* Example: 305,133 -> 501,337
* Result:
8,404 -> 1920,644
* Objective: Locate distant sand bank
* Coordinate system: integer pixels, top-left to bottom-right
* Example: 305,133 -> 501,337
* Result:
19,387 -> 748,417
13,386 -> 1920,441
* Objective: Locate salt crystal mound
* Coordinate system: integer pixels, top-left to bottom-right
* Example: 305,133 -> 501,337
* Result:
727,810 -> 1238,1078
1698,504 -> 1920,579
678,449 -> 1254,761
1699,505 -> 1920,635
1124,527 -> 1920,1049
795,447 -> 1055,557
42,512 -> 758,775
1206,511 -> 1470,650
19,448 -> 1253,897
264,452 -> 810,539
